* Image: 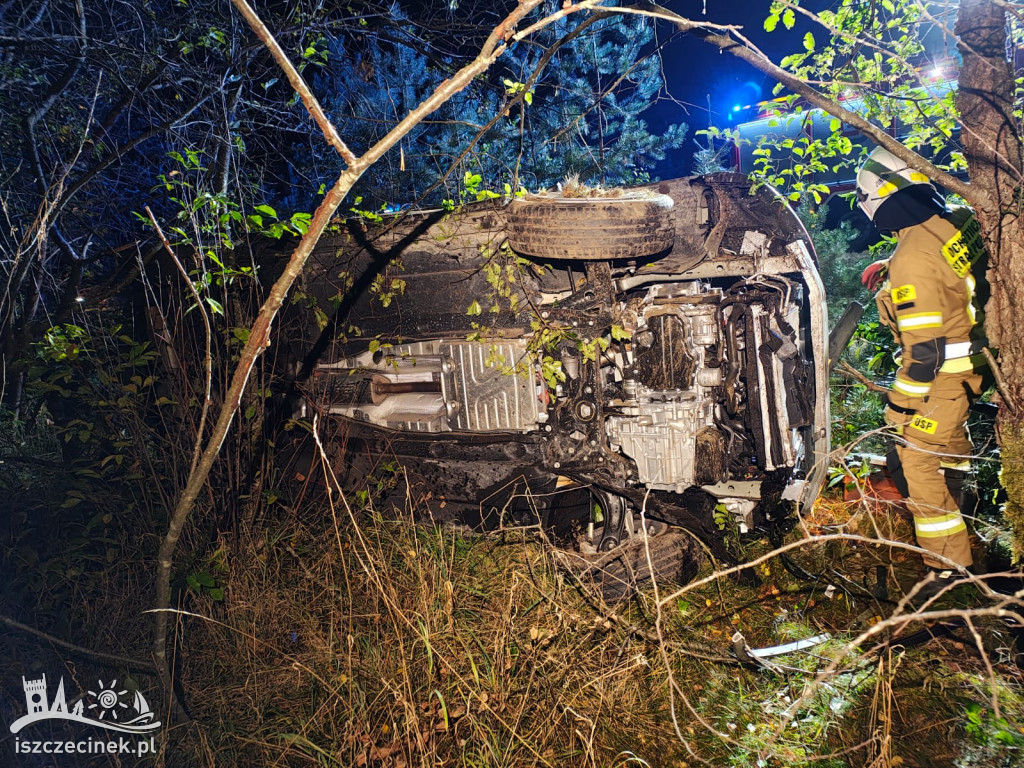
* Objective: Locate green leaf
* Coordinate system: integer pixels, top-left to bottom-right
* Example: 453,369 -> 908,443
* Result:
610,324 -> 631,342
803,32 -> 815,51
763,13 -> 779,32
255,204 -> 277,218
195,571 -> 216,588
206,297 -> 224,316
782,8 -> 795,29
209,587 -> 225,601
466,300 -> 483,316
829,118 -> 841,132
290,212 -> 312,234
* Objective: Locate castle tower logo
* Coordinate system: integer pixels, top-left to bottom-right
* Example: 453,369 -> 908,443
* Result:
10,674 -> 161,736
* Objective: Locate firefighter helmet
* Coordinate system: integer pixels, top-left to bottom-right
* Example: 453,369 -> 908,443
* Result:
856,146 -> 945,231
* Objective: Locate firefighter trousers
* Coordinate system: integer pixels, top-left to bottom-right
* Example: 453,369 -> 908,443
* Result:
897,389 -> 974,569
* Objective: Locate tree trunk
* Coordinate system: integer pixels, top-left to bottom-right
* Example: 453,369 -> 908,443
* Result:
955,0 -> 1024,553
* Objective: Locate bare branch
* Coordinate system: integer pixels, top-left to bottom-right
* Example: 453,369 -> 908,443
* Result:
612,2 -> 985,208
152,0 -> 570,713
406,13 -> 611,209
145,206 -> 213,479
984,347 -> 1019,415
1,614 -> 155,672
836,360 -> 890,394
229,0 -> 357,167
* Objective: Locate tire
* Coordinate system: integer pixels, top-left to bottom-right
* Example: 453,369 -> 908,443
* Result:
507,192 -> 675,260
559,531 -> 704,605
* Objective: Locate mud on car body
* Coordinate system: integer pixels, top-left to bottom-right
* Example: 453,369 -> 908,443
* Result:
291,173 -> 831,600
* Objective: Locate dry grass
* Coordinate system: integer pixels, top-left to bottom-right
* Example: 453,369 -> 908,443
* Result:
163,469 -> 1024,768
171,498 -> 695,767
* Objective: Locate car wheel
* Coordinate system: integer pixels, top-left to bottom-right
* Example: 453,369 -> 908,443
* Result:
558,530 -> 704,605
506,192 -> 675,260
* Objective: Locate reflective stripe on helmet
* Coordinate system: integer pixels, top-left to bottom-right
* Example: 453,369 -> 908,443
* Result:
856,147 -> 938,222
876,171 -> 930,198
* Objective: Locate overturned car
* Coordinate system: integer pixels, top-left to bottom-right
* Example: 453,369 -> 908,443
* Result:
293,174 -> 831,599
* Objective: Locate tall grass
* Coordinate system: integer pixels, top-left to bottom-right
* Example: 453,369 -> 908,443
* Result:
174,500 -> 694,766
163,456 -> 1024,768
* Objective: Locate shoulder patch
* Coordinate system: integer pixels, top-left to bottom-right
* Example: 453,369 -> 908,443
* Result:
941,216 -> 984,279
892,284 -> 916,303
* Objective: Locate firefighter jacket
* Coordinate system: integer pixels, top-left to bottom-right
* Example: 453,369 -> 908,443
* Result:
875,207 -> 988,416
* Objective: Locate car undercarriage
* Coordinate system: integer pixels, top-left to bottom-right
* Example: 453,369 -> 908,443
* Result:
290,173 -> 831,597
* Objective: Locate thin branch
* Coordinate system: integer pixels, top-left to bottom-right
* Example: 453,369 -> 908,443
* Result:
656,532 -> 978,607
984,347 -> 1019,415
643,495 -> 728,761
0,34 -> 83,46
615,2 -> 985,208
1,614 -> 155,672
836,360 -> 890,394
229,0 -> 357,167
145,206 -> 213,479
152,0 -> 565,714
965,615 -> 1002,721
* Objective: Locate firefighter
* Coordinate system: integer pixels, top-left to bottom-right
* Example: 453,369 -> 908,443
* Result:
856,146 -> 988,580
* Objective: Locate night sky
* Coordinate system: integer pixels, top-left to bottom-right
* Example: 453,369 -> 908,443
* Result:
652,0 -> 822,177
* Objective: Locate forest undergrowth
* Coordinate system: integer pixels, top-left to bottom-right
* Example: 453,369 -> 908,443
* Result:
163,448 -> 1024,768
